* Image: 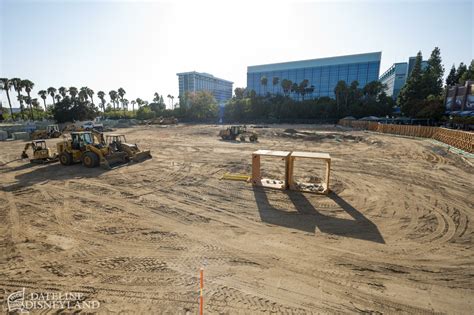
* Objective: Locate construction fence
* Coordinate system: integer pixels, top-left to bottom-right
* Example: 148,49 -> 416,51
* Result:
338,119 -> 474,153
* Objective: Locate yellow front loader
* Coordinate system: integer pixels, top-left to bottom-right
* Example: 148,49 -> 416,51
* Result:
56,131 -> 128,169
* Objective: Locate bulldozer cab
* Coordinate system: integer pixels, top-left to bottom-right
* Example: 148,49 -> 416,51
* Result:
106,134 -> 127,145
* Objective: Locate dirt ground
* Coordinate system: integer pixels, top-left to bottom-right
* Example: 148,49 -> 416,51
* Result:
0,124 -> 472,314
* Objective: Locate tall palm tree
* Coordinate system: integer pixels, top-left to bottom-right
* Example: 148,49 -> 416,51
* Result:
21,79 -> 35,120
131,100 -> 136,112
97,91 -> 106,111
38,90 -> 48,109
272,77 -> 279,95
170,95 -> 175,109
68,87 -> 78,103
153,92 -> 160,103
260,76 -> 268,95
109,90 -> 118,110
47,87 -> 57,105
0,78 -> 15,120
167,94 -> 172,108
117,87 -> 126,105
136,98 -> 144,108
87,88 -> 95,105
58,86 -> 67,99
122,98 -> 129,114
11,78 -> 25,119
54,94 -> 61,103
79,87 -> 89,102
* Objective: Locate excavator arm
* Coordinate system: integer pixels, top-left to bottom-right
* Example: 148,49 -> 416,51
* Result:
21,143 -> 33,159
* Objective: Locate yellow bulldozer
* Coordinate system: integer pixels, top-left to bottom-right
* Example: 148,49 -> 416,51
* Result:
105,134 -> 152,162
21,140 -> 59,164
219,125 -> 258,142
56,131 -> 128,169
31,124 -> 61,140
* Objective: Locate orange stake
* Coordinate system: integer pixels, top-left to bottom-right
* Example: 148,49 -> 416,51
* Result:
199,268 -> 204,315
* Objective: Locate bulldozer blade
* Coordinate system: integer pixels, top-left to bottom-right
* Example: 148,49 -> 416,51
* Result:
102,152 -> 129,170
132,150 -> 152,163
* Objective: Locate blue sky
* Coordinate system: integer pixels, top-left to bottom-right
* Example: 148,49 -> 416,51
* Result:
1,0 -> 473,108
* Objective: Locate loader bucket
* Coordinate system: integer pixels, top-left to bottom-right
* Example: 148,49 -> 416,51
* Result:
132,150 -> 152,163
101,152 -> 129,170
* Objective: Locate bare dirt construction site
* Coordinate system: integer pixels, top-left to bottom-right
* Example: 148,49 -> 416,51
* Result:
0,124 -> 472,314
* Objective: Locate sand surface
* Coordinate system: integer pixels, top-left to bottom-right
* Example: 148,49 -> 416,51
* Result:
0,124 -> 472,314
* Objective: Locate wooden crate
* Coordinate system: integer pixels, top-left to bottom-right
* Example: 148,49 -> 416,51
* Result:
288,152 -> 331,195
251,150 -> 291,190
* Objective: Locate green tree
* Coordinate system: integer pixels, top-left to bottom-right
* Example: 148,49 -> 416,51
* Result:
11,78 -> 25,120
22,79 -> 35,120
109,90 -> 118,110
54,94 -> 61,104
398,51 -> 424,116
460,60 -> 474,84
118,87 -> 126,106
58,86 -> 67,98
234,87 -> 246,99
186,91 -> 218,120
97,91 -> 106,111
87,88 -> 95,105
52,97 -> 97,123
334,80 -> 349,117
0,78 -> 15,120
79,87 -> 89,102
68,87 -> 78,101
47,87 -> 57,105
298,79 -> 309,100
446,64 -> 457,86
38,90 -> 48,109
421,47 -> 444,97
131,100 -> 136,112
272,77 -> 279,94
455,62 -> 467,83
260,76 -> 268,95
281,79 -> 292,96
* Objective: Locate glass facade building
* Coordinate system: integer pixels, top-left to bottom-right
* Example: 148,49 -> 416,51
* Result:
177,71 -> 233,105
247,52 -> 381,99
379,57 -> 428,99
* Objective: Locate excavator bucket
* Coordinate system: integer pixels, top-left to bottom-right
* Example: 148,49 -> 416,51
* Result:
131,150 -> 152,163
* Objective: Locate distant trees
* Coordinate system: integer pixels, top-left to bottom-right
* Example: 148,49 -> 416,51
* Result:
260,76 -> 268,95
398,47 -> 445,118
52,96 -> 97,123
47,87 -> 57,105
0,78 -> 14,120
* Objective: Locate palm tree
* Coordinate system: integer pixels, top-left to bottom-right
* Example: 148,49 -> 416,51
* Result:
68,87 -> 78,100
131,100 -> 136,112
54,94 -> 61,103
260,76 -> 268,95
272,77 -> 279,95
47,87 -> 57,105
281,79 -> 292,96
58,86 -> 67,99
153,92 -> 160,103
79,87 -> 89,102
38,90 -> 48,109
167,94 -> 172,108
170,95 -> 175,109
87,88 -> 95,105
21,79 -> 35,120
136,98 -> 144,108
0,78 -> 15,120
122,98 -> 129,114
11,78 -> 25,120
97,91 -> 106,111
109,90 -> 118,110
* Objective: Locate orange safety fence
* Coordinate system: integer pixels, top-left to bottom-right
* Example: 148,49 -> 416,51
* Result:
338,119 -> 474,153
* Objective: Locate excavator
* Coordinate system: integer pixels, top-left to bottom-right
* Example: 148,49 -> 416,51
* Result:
56,131 -> 128,169
105,134 -> 152,162
21,140 -> 58,164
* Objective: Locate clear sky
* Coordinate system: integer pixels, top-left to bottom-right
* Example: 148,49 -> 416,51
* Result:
1,0 -> 473,108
